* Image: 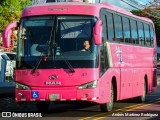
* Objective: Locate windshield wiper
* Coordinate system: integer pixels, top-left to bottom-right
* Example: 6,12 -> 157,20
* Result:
32,43 -> 51,73
32,54 -> 44,73
61,53 -> 75,73
32,16 -> 75,73
53,17 -> 75,73
62,56 -> 75,73
32,19 -> 55,73
54,44 -> 75,73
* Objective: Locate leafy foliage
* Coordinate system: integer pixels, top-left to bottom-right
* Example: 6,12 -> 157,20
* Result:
0,0 -> 31,32
131,10 -> 143,16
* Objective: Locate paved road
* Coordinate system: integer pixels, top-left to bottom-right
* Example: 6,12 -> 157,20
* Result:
0,81 -> 160,120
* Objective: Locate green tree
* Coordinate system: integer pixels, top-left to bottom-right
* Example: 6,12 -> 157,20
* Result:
131,10 -> 143,16
0,0 -> 31,32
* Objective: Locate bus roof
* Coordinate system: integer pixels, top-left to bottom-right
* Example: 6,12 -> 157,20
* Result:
22,2 -> 153,24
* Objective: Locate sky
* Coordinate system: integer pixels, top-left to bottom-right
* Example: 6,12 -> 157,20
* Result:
106,0 -> 153,10
135,0 -> 150,5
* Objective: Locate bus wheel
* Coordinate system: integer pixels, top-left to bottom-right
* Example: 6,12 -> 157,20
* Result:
135,81 -> 146,103
36,102 -> 50,112
100,84 -> 114,112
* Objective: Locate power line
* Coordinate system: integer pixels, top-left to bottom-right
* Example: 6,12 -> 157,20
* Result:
121,0 -> 146,9
121,0 -> 160,19
120,0 -> 141,10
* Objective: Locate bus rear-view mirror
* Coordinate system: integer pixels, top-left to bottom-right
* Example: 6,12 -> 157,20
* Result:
2,22 -> 18,48
93,20 -> 102,45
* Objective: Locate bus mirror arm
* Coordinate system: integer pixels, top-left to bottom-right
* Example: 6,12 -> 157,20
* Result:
93,20 -> 102,45
2,22 -> 18,48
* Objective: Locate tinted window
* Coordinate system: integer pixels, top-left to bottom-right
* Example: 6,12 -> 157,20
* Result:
107,12 -> 114,41
17,15 -> 98,69
144,24 -> 151,46
114,15 -> 123,42
101,15 -> 107,42
130,20 -> 138,44
122,17 -> 131,43
138,22 -> 145,46
150,24 -> 154,47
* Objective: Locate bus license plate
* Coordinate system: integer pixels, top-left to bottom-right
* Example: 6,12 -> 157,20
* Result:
49,94 -> 60,100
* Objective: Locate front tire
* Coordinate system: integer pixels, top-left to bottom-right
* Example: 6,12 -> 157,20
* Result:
100,84 -> 114,112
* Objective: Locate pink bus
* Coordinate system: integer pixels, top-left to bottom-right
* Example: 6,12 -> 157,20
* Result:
3,2 -> 157,112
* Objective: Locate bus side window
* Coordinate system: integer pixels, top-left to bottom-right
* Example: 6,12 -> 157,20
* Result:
149,24 -> 154,47
107,12 -> 114,41
101,15 -> 108,42
122,17 -> 131,43
130,20 -> 138,44
137,22 -> 145,46
144,24 -> 151,47
114,14 -> 123,42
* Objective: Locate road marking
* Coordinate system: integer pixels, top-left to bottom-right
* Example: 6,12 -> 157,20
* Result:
79,97 -> 160,120
93,99 -> 160,120
93,116 -> 106,120
126,100 -> 160,112
92,104 -> 145,120
79,103 -> 142,120
93,101 -> 160,120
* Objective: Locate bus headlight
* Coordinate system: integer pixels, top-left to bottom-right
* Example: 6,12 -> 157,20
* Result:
78,80 -> 98,89
16,82 -> 31,90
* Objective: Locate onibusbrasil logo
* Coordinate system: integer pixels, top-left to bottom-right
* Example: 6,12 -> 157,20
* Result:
1,112 -> 42,118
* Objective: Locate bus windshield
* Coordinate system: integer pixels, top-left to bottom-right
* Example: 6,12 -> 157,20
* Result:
17,15 -> 98,69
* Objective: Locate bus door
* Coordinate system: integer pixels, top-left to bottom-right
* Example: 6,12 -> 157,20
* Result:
115,45 -> 125,99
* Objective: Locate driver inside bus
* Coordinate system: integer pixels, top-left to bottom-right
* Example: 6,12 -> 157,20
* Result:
81,40 -> 90,51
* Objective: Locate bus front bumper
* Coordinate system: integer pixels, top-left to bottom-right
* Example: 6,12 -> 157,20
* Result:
15,88 -> 99,103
